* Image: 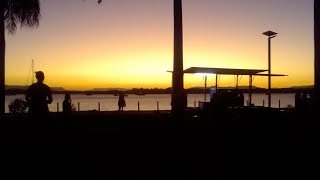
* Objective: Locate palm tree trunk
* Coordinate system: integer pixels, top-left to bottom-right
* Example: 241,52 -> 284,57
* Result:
315,0 -> 320,111
0,5 -> 5,118
171,0 -> 185,115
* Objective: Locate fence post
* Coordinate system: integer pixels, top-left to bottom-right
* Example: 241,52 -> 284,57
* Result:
57,102 -> 59,112
98,102 -> 100,111
157,101 -> 159,111
263,100 -> 265,107
78,102 -> 80,111
138,101 -> 140,111
279,100 -> 281,108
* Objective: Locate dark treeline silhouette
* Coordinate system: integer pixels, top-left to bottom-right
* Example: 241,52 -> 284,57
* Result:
5,87 -> 314,95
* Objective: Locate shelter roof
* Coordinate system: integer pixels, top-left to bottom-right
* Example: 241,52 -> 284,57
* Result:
183,67 -> 268,75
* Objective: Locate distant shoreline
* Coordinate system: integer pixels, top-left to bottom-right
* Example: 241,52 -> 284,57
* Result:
5,87 -> 313,95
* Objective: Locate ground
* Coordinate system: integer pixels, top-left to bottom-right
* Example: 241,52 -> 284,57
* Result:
1,108 -> 319,179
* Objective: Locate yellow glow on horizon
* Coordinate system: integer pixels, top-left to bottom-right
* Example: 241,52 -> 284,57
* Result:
6,47 -> 313,90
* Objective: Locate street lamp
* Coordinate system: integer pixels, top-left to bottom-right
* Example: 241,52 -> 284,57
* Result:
262,30 -> 277,108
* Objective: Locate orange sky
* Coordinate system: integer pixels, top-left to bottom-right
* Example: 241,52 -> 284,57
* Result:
5,0 -> 314,90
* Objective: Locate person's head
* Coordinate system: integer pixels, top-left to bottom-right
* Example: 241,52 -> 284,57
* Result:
35,71 -> 45,83
65,93 -> 71,100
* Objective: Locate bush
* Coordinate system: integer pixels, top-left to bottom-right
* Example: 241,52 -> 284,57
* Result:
287,104 -> 293,108
8,98 -> 27,113
72,104 -> 77,111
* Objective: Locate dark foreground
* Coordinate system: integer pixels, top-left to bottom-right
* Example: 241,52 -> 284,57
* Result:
1,108 -> 320,179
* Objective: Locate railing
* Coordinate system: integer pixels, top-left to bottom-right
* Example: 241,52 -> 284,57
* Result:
54,100 -> 201,112
53,99 -> 290,112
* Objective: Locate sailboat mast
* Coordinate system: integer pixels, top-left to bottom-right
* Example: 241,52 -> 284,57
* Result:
32,59 -> 34,83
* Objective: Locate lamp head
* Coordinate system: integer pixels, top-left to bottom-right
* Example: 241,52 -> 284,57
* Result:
262,30 -> 278,37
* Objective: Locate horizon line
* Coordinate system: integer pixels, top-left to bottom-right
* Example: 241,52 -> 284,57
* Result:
5,84 -> 314,91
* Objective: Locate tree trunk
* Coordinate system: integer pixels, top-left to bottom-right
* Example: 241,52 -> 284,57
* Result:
171,0 -> 185,116
315,0 -> 320,111
0,5 -> 5,118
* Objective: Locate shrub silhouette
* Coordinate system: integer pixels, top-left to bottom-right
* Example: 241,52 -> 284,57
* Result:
8,98 -> 27,113
71,104 -> 76,111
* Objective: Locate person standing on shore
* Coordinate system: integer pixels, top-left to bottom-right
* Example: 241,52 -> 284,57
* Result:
118,91 -> 126,111
25,71 -> 53,118
63,93 -> 72,116
62,93 -> 73,126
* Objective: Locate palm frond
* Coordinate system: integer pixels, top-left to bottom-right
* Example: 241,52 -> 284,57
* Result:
16,0 -> 40,28
5,13 -> 17,34
3,0 -> 41,34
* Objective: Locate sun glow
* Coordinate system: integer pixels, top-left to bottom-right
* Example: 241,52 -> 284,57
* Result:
5,0 -> 314,90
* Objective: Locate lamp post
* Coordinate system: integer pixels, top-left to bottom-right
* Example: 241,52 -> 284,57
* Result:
204,75 -> 207,102
262,30 -> 277,108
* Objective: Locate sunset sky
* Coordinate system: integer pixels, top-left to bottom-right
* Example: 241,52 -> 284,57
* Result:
5,0 -> 314,90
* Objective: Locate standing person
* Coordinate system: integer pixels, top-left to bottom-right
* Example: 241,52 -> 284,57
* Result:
238,92 -> 244,107
62,93 -> 72,127
118,91 -> 126,111
25,71 -> 53,118
63,93 -> 72,116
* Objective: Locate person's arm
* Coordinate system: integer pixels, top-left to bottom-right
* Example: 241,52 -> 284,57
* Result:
47,87 -> 53,104
48,94 -> 53,104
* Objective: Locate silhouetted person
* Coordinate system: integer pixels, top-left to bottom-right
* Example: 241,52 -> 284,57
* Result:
210,93 -> 217,107
185,93 -> 188,108
118,91 -> 126,111
25,71 -> 53,118
295,91 -> 302,110
62,93 -> 72,127
238,92 -> 244,107
63,93 -> 72,116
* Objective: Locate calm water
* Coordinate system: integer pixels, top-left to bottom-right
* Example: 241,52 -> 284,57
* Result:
5,93 -> 296,113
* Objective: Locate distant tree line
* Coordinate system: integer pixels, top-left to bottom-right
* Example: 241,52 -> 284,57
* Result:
5,87 -> 314,95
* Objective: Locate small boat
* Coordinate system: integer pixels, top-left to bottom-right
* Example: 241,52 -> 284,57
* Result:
135,91 -> 146,96
115,93 -> 128,96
